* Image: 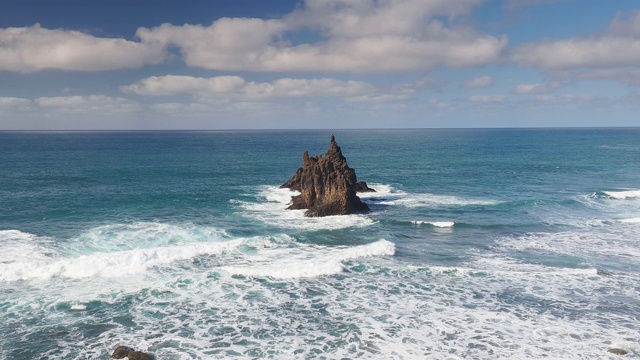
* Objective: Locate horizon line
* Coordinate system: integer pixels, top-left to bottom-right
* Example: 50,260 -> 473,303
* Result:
1,126 -> 640,132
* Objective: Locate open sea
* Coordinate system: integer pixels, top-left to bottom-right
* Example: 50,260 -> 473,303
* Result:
1,129 -> 639,359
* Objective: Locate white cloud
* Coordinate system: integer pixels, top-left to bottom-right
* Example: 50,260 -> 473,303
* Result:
0,97 -> 32,107
123,75 -> 412,102
511,81 -> 562,94
243,78 -> 378,99
511,11 -> 640,69
121,75 -> 246,96
573,68 -> 640,86
0,1 -> 507,74
468,95 -> 506,103
0,24 -> 166,72
502,0 -> 564,9
610,11 -> 640,36
135,18 -> 287,71
35,95 -> 140,113
136,0 -> 507,73
426,98 -> 453,109
535,94 -> 599,104
463,75 -> 494,88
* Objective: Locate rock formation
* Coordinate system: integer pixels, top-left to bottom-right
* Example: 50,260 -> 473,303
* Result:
281,134 -> 370,217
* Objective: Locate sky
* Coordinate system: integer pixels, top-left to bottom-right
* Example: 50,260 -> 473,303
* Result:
1,0 -> 640,130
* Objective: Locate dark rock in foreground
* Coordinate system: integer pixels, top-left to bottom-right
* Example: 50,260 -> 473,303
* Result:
281,135 -> 370,217
111,345 -> 155,360
608,348 -> 628,356
112,346 -> 134,359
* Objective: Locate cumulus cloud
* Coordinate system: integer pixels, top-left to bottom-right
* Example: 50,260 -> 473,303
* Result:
511,11 -> 640,69
122,75 -> 412,102
468,95 -> 506,103
0,24 -> 166,72
136,0 -> 507,73
0,1 -> 507,74
463,75 -> 494,88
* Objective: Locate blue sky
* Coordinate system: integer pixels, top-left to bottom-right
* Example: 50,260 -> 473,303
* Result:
1,0 -> 639,129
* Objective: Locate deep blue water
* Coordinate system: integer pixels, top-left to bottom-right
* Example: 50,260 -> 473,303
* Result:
1,129 -> 640,359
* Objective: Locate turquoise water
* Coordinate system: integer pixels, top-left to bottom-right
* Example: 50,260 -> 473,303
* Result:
1,129 -> 639,359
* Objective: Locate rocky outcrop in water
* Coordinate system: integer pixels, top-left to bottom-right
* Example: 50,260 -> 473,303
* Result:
281,135 -> 370,217
355,181 -> 375,193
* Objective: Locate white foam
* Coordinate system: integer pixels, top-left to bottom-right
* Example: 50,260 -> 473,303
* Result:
361,184 -> 499,208
61,247 -> 639,360
0,230 -> 54,264
603,190 -> 640,199
11,232 -> 640,360
495,229 -> 640,263
0,239 -> 243,282
620,217 -> 640,224
221,239 -> 395,279
356,183 -> 406,199
411,221 -> 455,227
69,303 -> 87,311
235,186 -> 375,230
68,222 -> 229,253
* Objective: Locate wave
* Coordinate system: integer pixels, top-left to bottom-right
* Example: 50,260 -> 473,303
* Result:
494,230 -> 640,265
620,217 -> 640,224
587,189 -> 640,200
69,222 -> 230,253
422,262 -> 599,278
362,183 -> 500,208
220,239 -> 395,279
0,230 -> 55,264
603,190 -> 640,200
411,221 -> 455,228
0,238 -> 243,282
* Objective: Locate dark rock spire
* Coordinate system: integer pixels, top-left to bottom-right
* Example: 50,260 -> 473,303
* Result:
281,135 -> 371,217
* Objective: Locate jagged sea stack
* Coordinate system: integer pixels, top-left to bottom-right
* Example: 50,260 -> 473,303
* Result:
281,135 -> 371,217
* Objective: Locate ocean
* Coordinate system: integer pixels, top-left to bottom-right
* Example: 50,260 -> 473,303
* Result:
1,129 -> 639,359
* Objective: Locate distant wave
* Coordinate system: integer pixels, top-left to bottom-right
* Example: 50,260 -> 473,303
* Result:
598,144 -> 640,152
411,221 -> 455,228
603,190 -> 640,200
620,217 -> 640,224
220,239 -> 395,279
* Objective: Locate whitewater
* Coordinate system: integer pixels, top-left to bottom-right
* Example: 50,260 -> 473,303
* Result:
1,129 -> 639,359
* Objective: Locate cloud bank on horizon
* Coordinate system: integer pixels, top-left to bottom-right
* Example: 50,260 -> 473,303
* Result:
0,0 -> 639,129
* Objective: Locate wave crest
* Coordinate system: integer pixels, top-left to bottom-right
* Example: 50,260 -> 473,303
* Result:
221,239 -> 395,279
